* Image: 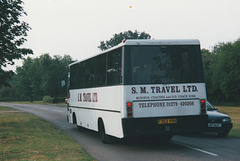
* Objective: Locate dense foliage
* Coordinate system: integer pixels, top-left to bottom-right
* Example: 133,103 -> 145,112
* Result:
0,54 -> 74,102
0,0 -> 33,86
202,39 -> 240,103
16,54 -> 74,101
98,30 -> 151,51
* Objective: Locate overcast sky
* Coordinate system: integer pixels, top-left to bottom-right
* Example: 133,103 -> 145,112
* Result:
8,0 -> 240,70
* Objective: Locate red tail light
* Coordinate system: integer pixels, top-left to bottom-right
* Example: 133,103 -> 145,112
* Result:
200,99 -> 206,114
127,102 -> 133,117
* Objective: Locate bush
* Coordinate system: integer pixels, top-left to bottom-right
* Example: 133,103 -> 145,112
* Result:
43,96 -> 65,103
43,96 -> 53,103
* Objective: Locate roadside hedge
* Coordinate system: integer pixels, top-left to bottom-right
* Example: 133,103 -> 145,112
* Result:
43,96 -> 65,103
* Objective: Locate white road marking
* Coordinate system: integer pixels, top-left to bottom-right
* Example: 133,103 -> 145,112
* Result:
174,141 -> 219,157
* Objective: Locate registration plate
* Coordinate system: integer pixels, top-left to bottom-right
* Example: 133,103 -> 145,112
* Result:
208,123 -> 222,127
158,118 -> 177,124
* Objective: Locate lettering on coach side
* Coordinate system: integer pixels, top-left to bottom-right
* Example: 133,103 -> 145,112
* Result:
132,87 -> 137,94
78,93 -> 98,102
92,93 -> 98,102
140,87 -> 147,93
183,85 -> 198,92
83,93 -> 91,102
139,101 -> 195,108
151,86 -> 181,93
78,93 -> 82,101
131,85 -> 198,94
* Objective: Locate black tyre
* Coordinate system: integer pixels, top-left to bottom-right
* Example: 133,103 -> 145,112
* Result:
98,120 -> 111,144
72,113 -> 77,124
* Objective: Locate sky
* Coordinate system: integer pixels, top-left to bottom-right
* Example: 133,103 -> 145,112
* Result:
7,0 -> 240,70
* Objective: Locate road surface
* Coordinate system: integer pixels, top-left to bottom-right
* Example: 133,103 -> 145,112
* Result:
0,103 -> 239,161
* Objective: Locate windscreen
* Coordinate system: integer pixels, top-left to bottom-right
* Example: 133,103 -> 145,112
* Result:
124,45 -> 204,85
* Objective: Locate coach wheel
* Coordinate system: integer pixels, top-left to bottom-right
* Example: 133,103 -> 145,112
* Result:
72,113 -> 77,124
98,119 -> 111,144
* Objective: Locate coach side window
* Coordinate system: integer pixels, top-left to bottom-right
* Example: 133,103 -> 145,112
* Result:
84,58 -> 95,88
107,48 -> 122,86
95,54 -> 107,87
70,63 -> 82,89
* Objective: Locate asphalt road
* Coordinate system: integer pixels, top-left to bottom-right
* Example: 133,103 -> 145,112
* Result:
1,103 -> 239,161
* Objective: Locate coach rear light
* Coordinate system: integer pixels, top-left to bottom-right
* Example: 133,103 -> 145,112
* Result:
127,102 -> 132,107
200,99 -> 206,114
127,102 -> 133,117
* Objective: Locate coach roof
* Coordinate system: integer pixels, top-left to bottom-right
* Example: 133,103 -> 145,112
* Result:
70,39 -> 200,66
123,39 -> 200,46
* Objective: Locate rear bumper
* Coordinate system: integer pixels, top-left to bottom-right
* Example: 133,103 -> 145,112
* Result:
122,115 -> 208,137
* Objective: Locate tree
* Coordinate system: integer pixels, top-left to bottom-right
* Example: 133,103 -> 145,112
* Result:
0,68 -> 13,86
98,30 -> 151,51
211,40 -> 240,102
16,54 -> 74,101
16,57 -> 34,101
0,0 -> 33,86
201,49 -> 220,100
201,39 -> 240,103
0,74 -> 23,101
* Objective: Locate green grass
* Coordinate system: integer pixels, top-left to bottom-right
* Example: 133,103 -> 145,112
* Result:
0,106 -> 95,161
4,101 -> 67,107
0,106 -> 15,111
216,106 -> 240,137
4,101 -> 58,104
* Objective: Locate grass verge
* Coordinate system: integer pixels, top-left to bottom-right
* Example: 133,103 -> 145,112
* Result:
4,101 -> 64,105
4,101 -> 67,107
216,106 -> 240,137
0,106 -> 95,161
